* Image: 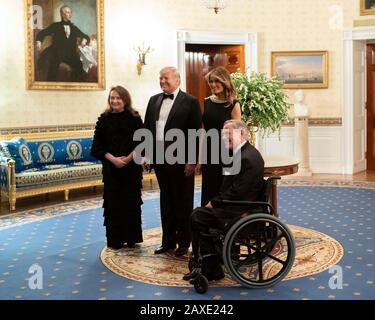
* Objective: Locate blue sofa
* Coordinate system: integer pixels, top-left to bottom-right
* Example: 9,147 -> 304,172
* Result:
0,131 -> 103,211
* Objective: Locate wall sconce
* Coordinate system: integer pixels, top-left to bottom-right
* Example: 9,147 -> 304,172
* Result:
203,0 -> 228,14
134,43 -> 154,75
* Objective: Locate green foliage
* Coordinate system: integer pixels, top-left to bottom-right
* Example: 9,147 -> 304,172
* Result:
231,71 -> 292,137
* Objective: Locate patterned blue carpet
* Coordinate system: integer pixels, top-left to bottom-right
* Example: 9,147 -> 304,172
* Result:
0,183 -> 374,300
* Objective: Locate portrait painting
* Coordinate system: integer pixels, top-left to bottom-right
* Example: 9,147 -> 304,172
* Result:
271,51 -> 329,89
360,0 -> 375,15
25,0 -> 105,90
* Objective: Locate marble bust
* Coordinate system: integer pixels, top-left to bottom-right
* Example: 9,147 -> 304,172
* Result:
294,89 -> 309,117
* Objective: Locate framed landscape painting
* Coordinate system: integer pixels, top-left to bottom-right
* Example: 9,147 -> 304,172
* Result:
360,0 -> 375,15
25,0 -> 105,90
271,51 -> 328,89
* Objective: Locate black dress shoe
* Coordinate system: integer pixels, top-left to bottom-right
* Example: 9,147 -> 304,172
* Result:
175,247 -> 188,257
154,245 -> 174,254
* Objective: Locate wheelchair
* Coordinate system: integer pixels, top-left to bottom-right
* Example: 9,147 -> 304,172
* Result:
187,176 -> 296,294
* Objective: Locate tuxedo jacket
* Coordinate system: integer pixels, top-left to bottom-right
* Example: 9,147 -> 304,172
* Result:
36,21 -> 90,62
211,141 -> 265,215
144,90 -> 202,164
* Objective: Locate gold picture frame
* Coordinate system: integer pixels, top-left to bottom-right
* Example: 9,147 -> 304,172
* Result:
360,0 -> 375,15
271,51 -> 329,89
24,0 -> 105,90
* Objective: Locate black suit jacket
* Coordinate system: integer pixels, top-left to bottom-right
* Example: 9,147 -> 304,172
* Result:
144,90 -> 202,164
211,141 -> 265,215
36,21 -> 90,62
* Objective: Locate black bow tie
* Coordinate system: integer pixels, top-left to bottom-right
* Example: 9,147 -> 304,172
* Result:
62,21 -> 72,26
162,93 -> 174,100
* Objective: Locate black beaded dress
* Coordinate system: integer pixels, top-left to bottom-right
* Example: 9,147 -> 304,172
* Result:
91,110 -> 143,247
201,96 -> 237,206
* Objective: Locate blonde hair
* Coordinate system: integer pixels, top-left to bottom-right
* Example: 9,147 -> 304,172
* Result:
160,66 -> 181,84
205,66 -> 237,104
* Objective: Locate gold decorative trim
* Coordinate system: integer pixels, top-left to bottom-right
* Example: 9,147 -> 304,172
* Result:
0,129 -> 94,141
279,178 -> 375,189
24,0 -> 105,90
9,160 -> 16,211
283,118 -> 342,127
0,124 -> 95,136
16,179 -> 103,198
354,19 -> 375,27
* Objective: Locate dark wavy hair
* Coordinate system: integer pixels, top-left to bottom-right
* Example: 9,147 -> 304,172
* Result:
104,86 -> 140,117
205,66 -> 237,104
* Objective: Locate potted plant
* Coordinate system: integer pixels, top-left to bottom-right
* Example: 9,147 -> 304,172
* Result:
231,71 -> 292,142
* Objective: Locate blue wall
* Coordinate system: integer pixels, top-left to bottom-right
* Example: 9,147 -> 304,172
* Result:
65,0 -> 97,36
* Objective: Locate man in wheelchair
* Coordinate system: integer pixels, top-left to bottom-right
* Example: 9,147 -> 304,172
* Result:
183,119 -> 265,282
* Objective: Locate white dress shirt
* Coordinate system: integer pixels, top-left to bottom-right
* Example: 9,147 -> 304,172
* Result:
64,25 -> 71,38
156,88 -> 180,141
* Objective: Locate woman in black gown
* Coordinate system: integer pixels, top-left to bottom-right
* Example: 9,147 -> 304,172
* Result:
91,86 -> 144,250
200,67 -> 242,206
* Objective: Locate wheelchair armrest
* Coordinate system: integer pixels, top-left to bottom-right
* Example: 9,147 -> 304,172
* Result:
267,176 -> 281,181
212,199 -> 274,213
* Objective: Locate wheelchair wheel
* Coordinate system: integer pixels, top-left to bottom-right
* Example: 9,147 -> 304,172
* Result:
193,274 -> 209,294
222,213 -> 295,289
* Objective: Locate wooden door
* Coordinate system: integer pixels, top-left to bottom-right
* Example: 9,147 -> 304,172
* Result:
218,45 -> 245,74
367,44 -> 375,170
185,51 -> 207,111
185,44 -> 245,112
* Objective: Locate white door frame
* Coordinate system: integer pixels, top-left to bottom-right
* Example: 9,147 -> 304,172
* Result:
343,26 -> 375,174
176,30 -> 258,91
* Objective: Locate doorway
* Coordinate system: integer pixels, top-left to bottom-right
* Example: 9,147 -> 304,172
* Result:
342,28 -> 375,174
185,44 -> 245,111
176,31 -> 258,91
367,43 -> 375,170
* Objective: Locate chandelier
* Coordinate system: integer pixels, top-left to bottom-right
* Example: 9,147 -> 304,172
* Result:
204,0 -> 228,14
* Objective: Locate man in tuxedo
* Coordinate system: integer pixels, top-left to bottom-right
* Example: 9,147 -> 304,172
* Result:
35,5 -> 90,82
183,119 -> 265,281
144,66 -> 201,257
